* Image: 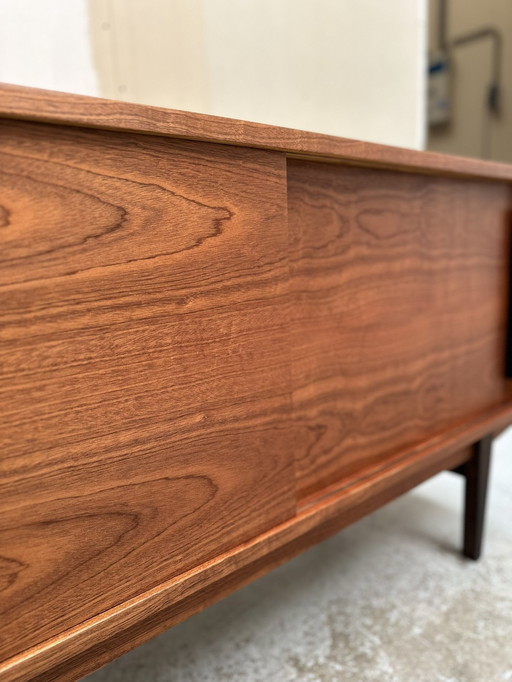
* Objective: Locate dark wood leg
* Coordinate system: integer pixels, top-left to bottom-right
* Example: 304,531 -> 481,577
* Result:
452,435 -> 493,560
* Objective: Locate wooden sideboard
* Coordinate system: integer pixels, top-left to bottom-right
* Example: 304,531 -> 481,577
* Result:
1,84 -> 511,681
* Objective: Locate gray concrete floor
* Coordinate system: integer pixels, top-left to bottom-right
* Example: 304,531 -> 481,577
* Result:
87,431 -> 512,682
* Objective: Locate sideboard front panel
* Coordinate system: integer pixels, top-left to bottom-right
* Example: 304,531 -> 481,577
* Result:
288,158 -> 512,500
0,122 -> 296,659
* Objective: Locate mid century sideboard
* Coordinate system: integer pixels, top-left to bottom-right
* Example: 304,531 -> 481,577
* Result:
1,84 -> 511,681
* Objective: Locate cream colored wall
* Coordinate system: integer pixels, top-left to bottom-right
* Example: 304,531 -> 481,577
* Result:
0,0 -> 427,149
0,0 -> 98,96
428,0 -> 512,161
88,0 -> 427,149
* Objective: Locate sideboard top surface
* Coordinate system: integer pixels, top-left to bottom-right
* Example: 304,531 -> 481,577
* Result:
1,82 -> 512,183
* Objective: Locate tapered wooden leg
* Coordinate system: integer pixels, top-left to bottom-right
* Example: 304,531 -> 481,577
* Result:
454,436 -> 493,560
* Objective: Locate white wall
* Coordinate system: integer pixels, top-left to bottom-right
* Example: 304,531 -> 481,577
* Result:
88,0 -> 427,148
0,0 -> 426,147
0,0 -> 98,96
0,0 -> 428,150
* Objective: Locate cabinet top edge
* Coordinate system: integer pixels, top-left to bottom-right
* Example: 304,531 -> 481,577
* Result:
1,82 -> 512,183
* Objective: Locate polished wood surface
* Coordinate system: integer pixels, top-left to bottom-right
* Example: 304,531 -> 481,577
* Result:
1,85 -> 512,681
1,82 -> 512,182
2,406 -> 511,682
288,159 -> 512,499
0,120 -> 296,662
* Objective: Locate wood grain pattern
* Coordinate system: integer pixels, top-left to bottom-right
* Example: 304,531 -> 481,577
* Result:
0,120 -> 296,661
1,87 -> 512,681
2,82 -> 512,182
2,403 -> 511,682
288,159 -> 512,499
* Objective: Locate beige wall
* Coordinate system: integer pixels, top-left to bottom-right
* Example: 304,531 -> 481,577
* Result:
0,0 -> 98,95
88,0 -> 427,149
428,0 -> 512,161
0,0 -> 427,149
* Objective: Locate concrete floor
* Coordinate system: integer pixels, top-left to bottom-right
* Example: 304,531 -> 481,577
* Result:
87,431 -> 512,682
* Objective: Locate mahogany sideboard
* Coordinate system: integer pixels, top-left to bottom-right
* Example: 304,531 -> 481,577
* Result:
1,83 -> 512,681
